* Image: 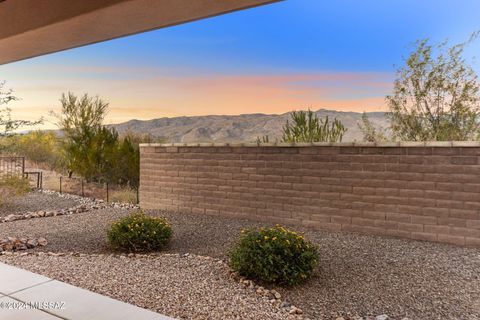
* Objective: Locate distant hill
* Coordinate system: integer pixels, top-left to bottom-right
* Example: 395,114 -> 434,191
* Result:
110,109 -> 389,143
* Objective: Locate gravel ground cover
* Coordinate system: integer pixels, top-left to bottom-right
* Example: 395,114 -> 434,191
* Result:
0,191 -> 80,218
1,203 -> 479,319
0,253 -> 295,320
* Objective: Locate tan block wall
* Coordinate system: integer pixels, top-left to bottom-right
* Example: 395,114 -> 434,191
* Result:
140,144 -> 480,246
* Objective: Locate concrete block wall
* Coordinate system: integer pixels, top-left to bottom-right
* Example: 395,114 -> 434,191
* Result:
140,142 -> 480,246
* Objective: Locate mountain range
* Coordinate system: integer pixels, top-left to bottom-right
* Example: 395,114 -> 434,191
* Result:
110,109 -> 389,143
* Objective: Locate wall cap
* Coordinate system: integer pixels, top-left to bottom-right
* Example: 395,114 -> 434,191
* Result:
140,141 -> 480,148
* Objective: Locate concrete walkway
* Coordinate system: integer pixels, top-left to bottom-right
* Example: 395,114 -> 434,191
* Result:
0,262 -> 174,320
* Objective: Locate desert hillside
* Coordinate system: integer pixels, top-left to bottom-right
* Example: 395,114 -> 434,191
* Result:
110,109 -> 388,143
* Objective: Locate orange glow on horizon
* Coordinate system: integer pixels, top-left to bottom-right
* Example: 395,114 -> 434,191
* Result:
4,70 -> 392,129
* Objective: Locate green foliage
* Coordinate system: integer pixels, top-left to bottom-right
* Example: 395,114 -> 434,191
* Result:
0,81 -> 43,138
53,93 -> 161,188
114,134 -> 140,188
282,110 -> 347,143
6,131 -> 64,170
0,175 -> 30,205
107,211 -> 173,252
89,126 -> 120,182
386,34 -> 480,141
229,225 -> 319,285
54,92 -> 110,180
358,112 -> 387,142
102,132 -> 162,188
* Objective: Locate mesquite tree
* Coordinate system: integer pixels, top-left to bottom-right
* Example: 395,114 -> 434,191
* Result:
386,34 -> 480,141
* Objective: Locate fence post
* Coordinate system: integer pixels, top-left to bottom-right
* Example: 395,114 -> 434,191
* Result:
106,182 -> 109,203
136,187 -> 139,205
81,180 -> 84,197
59,177 -> 62,194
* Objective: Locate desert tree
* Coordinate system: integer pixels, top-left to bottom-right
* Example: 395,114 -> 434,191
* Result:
386,33 -> 480,141
0,81 -> 43,137
53,92 -> 111,180
53,93 -> 144,188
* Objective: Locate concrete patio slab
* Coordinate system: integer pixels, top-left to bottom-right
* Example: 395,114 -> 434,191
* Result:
0,262 -> 174,320
0,262 -> 51,295
0,296 -> 61,320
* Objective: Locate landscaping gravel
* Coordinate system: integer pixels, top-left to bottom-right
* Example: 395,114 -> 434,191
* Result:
1,203 -> 479,319
0,253 -> 294,320
0,191 -> 80,218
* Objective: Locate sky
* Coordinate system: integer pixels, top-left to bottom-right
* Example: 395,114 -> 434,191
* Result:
1,0 -> 480,129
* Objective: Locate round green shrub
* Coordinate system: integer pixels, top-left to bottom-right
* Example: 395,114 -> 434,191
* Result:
229,224 -> 319,285
107,211 -> 172,252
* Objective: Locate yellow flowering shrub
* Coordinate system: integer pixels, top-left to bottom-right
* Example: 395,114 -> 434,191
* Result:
107,210 -> 172,252
229,224 -> 319,285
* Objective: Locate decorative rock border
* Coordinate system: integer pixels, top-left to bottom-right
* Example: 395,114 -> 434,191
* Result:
0,236 -> 47,252
0,190 -> 139,224
41,189 -> 139,210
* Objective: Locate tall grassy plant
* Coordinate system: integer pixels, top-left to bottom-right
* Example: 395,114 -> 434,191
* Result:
282,110 -> 347,143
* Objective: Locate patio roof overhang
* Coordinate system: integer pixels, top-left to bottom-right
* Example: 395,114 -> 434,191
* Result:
0,0 -> 279,65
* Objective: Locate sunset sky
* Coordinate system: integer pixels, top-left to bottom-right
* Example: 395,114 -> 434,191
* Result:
1,0 -> 479,129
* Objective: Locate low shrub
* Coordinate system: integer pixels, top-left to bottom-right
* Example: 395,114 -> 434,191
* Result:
107,211 -> 172,252
229,224 -> 319,285
0,175 -> 30,205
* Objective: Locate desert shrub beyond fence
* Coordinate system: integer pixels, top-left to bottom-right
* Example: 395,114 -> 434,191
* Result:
0,175 -> 30,205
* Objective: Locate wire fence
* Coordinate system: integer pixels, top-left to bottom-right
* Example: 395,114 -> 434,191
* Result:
59,177 -> 109,200
56,176 -> 139,204
0,156 -> 25,177
24,171 -> 43,188
0,156 -> 44,189
1,155 -> 138,204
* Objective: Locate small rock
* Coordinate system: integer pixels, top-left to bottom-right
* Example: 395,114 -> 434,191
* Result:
376,315 -> 389,320
26,239 -> 38,248
271,289 -> 282,299
289,306 -> 303,315
4,214 -> 15,222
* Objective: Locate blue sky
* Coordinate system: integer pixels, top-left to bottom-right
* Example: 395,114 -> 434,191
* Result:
1,0 -> 479,127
